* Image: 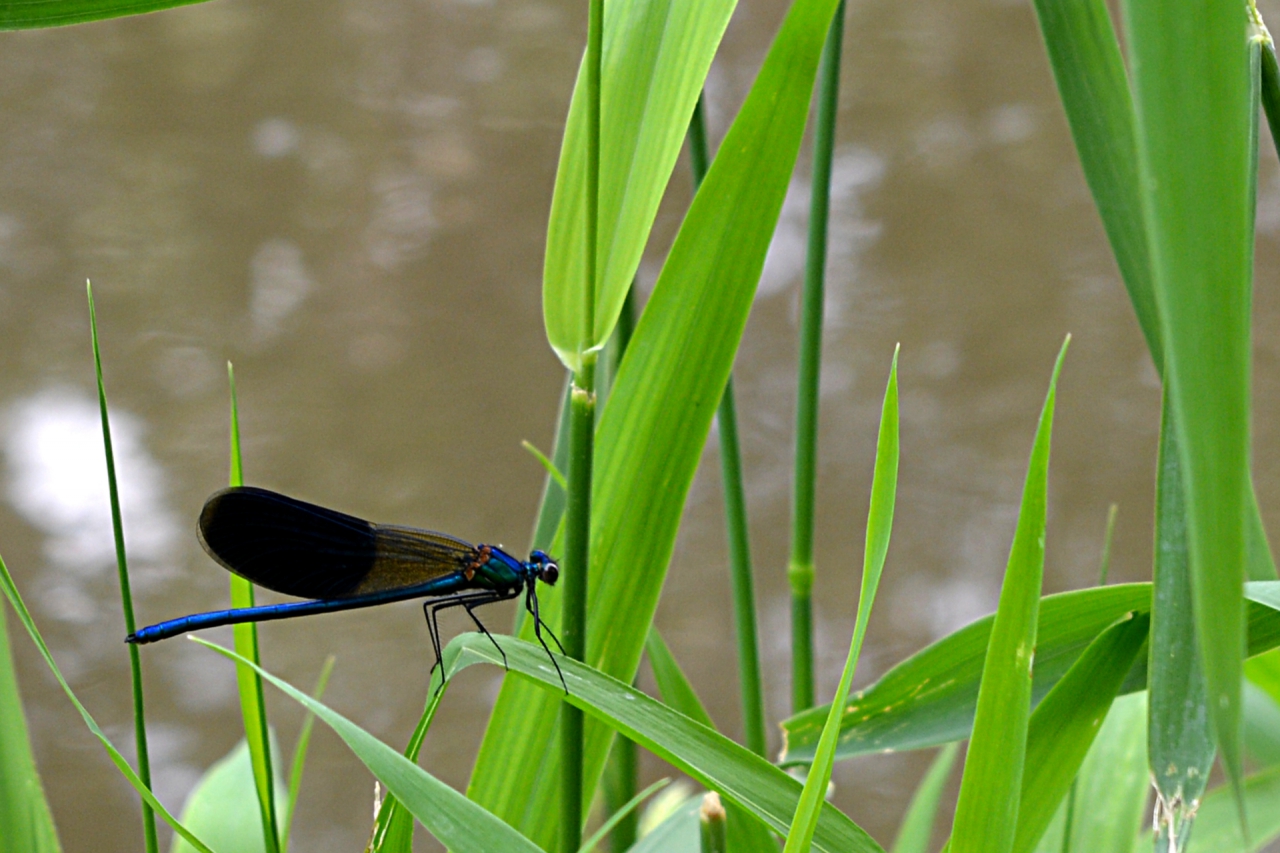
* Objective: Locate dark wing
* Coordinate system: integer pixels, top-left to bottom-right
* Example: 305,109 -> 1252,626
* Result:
198,487 -> 481,600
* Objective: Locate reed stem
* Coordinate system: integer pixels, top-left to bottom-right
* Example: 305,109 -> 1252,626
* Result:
686,93 -> 767,757
790,0 -> 845,713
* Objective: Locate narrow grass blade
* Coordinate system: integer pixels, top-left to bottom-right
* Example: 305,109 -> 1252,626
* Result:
780,583 -> 1280,765
542,0 -> 738,370
454,635 -> 884,853
646,629 -> 778,853
283,655 -> 334,851
647,629 -> 715,728
1137,765 -> 1280,851
1150,397 -> 1214,849
0,558 -> 214,853
951,338 -> 1068,853
1067,692 -> 1148,853
603,734 -> 640,853
1260,35 -> 1280,162
1247,647 -> 1280,707
890,743 -> 958,853
193,640 -> 543,853
581,779 -> 671,853
223,364 -> 281,853
1009,611 -> 1150,853
470,0 -> 848,842
172,738 -> 289,853
784,348 -> 898,853
0,600 -> 60,853
1123,0 -> 1254,803
366,671 -> 449,853
87,283 -> 159,853
530,376 -> 573,555
0,0 -> 212,29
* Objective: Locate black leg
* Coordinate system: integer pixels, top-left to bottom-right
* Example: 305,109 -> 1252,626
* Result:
526,583 -> 568,694
422,600 -> 447,689
457,594 -> 509,668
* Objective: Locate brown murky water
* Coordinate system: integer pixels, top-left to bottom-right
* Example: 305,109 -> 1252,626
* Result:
4,0 -> 1280,850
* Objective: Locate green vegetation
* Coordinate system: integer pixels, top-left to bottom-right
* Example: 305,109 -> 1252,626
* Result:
3,0 -> 1280,851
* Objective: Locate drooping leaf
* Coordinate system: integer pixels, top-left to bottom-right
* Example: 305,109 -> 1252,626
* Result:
171,738 -> 288,853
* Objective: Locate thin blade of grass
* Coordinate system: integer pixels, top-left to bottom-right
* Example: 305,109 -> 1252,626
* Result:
282,655 -> 334,852
951,338 -> 1069,853
1122,0 -> 1254,808
0,599 -> 60,853
225,364 -> 281,853
890,743 -> 958,853
469,0 -> 847,842
784,348 -> 898,853
580,778 -> 670,853
0,557 -> 214,853
1009,611 -> 1150,853
87,283 -> 159,853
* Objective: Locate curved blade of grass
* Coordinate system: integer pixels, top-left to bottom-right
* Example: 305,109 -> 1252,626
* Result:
1010,611 -> 1150,853
1123,0 -> 1254,802
225,364 -> 281,853
950,338 -> 1068,853
890,743 -> 958,853
1066,691 -> 1148,853
1137,765 -> 1280,851
784,348 -> 898,853
470,0 -> 847,842
192,640 -> 542,853
463,635 -> 883,853
0,599 -> 60,853
581,778 -> 671,853
88,283 -> 159,853
283,655 -> 334,852
542,0 -> 738,370
646,628 -> 778,853
172,738 -> 289,853
0,557 -> 214,853
0,0 -> 210,29
780,583 -> 1280,766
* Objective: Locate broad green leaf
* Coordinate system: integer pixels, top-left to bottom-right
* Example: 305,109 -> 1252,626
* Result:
1135,765 -> 1280,851
226,364 -> 281,853
645,629 -> 778,853
950,339 -> 1067,853
1123,0 -> 1254,794
1068,691 -> 1148,853
1149,397 -> 1214,845
193,640 -> 543,853
0,0 -> 210,28
461,635 -> 881,853
470,0 -> 846,843
171,738 -> 288,853
542,0 -> 737,370
1010,611 -> 1150,853
785,349 -> 898,853
890,743 -> 957,853
781,583 -> 1280,765
1243,681 -> 1280,767
0,601 -> 60,853
0,557 -> 214,853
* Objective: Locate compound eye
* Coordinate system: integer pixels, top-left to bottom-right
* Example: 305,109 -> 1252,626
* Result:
539,562 -> 559,585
